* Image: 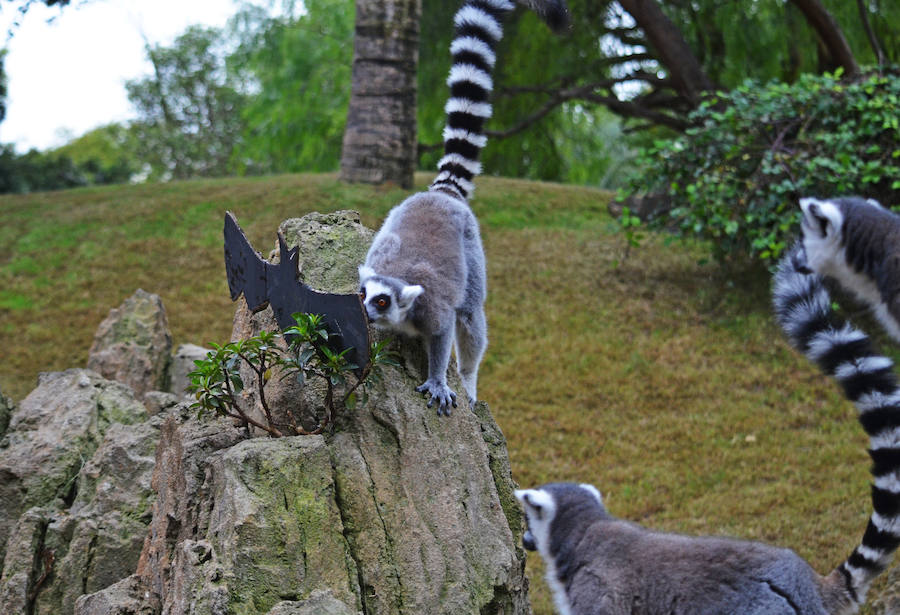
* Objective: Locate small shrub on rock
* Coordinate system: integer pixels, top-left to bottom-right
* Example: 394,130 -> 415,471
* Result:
187,312 -> 395,436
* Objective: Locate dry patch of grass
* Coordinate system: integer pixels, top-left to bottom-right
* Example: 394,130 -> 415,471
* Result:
0,173 -> 894,612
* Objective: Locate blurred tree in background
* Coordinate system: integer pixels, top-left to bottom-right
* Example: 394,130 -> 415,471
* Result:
420,0 -> 898,186
125,26 -> 247,180
228,0 -> 353,175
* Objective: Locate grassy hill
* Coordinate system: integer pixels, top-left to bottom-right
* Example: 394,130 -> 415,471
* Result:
0,172 -> 893,612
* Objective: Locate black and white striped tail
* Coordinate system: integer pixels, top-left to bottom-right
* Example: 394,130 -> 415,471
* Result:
430,0 -> 569,201
774,242 -> 900,604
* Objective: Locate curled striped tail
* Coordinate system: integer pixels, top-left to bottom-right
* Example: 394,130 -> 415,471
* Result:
430,0 -> 569,201
773,242 -> 900,606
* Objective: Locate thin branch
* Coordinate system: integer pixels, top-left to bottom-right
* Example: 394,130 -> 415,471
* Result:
856,0 -> 886,66
219,407 -> 284,437
789,0 -> 860,76
581,93 -> 690,131
339,361 -> 373,409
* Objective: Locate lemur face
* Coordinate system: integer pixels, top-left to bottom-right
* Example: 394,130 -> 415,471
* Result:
515,487 -> 557,555
515,483 -> 604,555
358,266 -> 423,331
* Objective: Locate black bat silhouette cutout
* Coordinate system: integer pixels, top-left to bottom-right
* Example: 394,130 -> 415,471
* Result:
224,212 -> 371,375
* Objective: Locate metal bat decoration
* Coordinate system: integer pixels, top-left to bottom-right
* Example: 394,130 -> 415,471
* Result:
224,212 -> 371,375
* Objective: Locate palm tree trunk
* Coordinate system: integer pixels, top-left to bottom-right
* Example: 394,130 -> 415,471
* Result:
339,0 -> 421,189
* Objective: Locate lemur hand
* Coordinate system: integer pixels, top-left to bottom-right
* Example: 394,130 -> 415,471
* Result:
416,380 -> 458,416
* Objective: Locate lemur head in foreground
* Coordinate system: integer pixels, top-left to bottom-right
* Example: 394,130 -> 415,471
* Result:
798,196 -> 886,264
515,483 -> 604,554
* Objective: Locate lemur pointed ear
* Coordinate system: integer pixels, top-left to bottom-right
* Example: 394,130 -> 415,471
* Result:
358,265 -> 376,281
399,284 -> 424,307
579,483 -> 603,505
799,198 -> 840,238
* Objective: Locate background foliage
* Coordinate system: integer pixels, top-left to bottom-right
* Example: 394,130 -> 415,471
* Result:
625,68 -> 900,265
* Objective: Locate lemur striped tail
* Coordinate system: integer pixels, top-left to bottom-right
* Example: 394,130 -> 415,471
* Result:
430,0 -> 569,201
773,242 -> 900,606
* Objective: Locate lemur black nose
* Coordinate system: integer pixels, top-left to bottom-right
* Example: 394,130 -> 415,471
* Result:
522,530 -> 536,551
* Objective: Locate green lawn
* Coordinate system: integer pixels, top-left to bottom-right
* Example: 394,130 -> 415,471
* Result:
0,173 -> 893,612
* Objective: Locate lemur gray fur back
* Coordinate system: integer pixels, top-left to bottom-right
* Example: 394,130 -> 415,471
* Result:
798,196 -> 900,342
516,483 -> 833,615
359,0 -> 569,415
514,245 -> 900,614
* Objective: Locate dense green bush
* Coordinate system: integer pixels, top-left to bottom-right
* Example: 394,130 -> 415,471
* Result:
625,67 -> 900,264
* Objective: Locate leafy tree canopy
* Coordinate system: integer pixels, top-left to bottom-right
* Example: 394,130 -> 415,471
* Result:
125,25 -> 247,180
227,0 -> 353,174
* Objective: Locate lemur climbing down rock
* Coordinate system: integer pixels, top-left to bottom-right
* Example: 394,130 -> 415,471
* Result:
514,243 -> 900,614
359,0 -> 570,415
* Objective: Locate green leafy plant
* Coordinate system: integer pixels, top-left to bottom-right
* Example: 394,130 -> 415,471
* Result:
187,312 -> 397,437
621,67 -> 900,265
611,204 -> 644,263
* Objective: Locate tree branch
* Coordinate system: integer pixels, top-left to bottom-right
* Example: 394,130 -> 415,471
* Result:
616,0 -> 716,105
856,0 -> 886,66
789,0 -> 860,75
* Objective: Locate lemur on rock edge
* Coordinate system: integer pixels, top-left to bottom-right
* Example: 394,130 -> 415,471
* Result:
515,243 -> 900,614
797,196 -> 900,343
358,0 -> 570,415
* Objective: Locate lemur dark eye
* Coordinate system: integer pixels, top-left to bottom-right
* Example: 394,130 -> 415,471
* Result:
360,287 -> 366,300
373,294 -> 391,311
524,494 -> 544,520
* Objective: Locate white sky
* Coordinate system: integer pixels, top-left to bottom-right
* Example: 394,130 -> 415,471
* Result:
0,0 -> 241,152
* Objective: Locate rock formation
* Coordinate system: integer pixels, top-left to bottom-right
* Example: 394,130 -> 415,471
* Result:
168,344 -> 211,399
0,370 -> 160,615
87,289 -> 173,397
0,385 -> 11,437
1,210 -> 530,615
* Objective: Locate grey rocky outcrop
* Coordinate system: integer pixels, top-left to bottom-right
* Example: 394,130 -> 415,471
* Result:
168,343 -> 211,399
88,288 -> 173,397
133,415 -> 359,614
0,369 -> 161,615
0,384 -> 12,437
8,210 -> 530,615
109,210 -> 529,614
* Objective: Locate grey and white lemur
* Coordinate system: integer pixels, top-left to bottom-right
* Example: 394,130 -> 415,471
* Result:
515,244 -> 900,614
797,196 -> 900,342
359,0 -> 569,415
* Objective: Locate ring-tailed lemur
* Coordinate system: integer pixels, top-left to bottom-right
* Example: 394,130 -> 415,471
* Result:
797,196 -> 900,342
359,0 -> 570,415
514,244 -> 900,614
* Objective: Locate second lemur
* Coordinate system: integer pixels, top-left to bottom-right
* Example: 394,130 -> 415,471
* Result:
359,0 -> 570,415
797,196 -> 900,342
515,243 -> 900,614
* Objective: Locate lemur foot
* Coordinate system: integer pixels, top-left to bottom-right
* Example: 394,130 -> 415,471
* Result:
416,380 -> 458,416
